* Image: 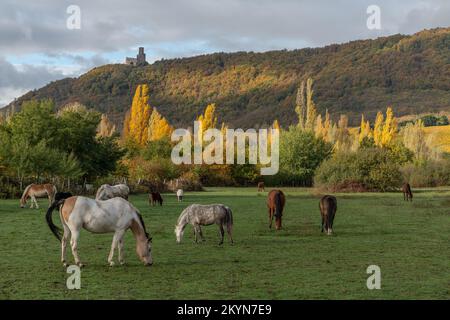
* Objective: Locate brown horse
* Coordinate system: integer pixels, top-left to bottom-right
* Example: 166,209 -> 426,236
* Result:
20,183 -> 57,209
319,195 -> 337,235
402,183 -> 413,201
257,182 -> 265,192
149,192 -> 163,206
267,189 -> 285,230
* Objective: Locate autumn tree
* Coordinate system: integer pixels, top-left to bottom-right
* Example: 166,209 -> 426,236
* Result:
359,114 -> 372,143
295,77 -> 317,131
97,114 -> 116,138
295,81 -> 306,130
196,103 -> 218,143
147,108 -> 173,141
381,107 -> 397,147
305,78 -> 317,131
334,115 -> 352,152
373,111 -> 384,147
123,84 -> 152,146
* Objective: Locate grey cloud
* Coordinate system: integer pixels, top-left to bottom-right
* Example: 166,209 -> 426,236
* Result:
0,0 -> 448,56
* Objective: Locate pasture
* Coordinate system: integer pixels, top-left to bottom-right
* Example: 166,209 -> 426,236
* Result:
0,187 -> 449,299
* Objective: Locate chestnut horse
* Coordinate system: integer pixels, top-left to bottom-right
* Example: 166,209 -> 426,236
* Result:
149,192 -> 163,206
267,189 -> 285,230
320,195 -> 337,235
20,183 -> 57,209
402,183 -> 413,201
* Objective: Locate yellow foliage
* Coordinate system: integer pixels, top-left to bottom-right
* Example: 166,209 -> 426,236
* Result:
373,111 -> 384,147
148,108 -> 173,141
423,125 -> 450,153
358,114 -> 372,142
196,103 -> 218,142
124,84 -> 152,146
381,106 -> 397,147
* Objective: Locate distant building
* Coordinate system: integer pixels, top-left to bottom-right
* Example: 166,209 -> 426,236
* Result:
125,47 -> 147,66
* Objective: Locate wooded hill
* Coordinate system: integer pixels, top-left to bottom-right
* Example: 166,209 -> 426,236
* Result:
2,27 -> 449,129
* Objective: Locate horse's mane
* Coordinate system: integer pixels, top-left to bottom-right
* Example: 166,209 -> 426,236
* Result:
136,211 -> 150,240
176,208 -> 189,225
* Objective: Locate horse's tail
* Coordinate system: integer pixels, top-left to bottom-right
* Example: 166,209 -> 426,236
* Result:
20,184 -> 33,204
274,191 -> 282,218
224,206 -> 233,228
46,199 -> 65,242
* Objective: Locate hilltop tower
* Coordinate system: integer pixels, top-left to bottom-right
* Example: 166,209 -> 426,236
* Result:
125,47 -> 147,66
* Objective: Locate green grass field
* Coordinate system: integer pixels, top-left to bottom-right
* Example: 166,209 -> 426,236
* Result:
0,187 -> 449,299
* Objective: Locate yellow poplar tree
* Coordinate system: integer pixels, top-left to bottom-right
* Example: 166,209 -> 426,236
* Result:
196,103 -> 218,143
147,108 -> 174,141
373,111 -> 384,147
359,114 -> 372,143
305,78 -> 317,131
323,109 -> 331,142
295,81 -> 306,129
381,107 -> 397,147
314,114 -> 324,138
125,84 -> 152,146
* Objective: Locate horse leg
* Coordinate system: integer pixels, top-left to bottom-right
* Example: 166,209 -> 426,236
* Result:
70,229 -> 83,267
193,224 -> 199,243
268,208 -> 273,229
32,196 -> 39,209
218,224 -> 225,245
108,232 -> 120,266
61,224 -> 71,267
198,226 -> 205,242
117,230 -> 126,265
321,216 -> 324,233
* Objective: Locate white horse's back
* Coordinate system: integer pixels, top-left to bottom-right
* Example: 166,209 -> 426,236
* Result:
96,184 -> 130,200
70,197 -> 134,233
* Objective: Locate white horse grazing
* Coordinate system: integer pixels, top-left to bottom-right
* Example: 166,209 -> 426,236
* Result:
46,196 -> 153,267
175,204 -> 233,245
95,184 -> 130,201
176,189 -> 184,202
20,183 -> 57,209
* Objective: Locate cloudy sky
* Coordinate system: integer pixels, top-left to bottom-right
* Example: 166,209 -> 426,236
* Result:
0,0 -> 448,107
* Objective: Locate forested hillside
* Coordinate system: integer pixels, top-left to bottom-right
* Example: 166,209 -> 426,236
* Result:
2,27 -> 449,129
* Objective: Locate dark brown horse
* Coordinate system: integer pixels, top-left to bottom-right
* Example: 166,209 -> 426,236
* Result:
402,183 -> 413,201
320,195 -> 337,235
149,192 -> 163,206
257,182 -> 265,192
267,190 -> 285,230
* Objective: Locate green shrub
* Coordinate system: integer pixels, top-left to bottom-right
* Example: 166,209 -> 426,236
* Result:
314,147 -> 403,192
401,159 -> 450,187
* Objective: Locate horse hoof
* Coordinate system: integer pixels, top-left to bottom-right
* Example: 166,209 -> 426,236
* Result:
62,262 -> 68,268
109,261 -> 115,267
119,261 -> 125,266
77,262 -> 85,268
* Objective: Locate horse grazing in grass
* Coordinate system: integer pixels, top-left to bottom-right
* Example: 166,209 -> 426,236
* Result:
149,192 -> 163,206
175,204 -> 233,245
267,190 -> 285,230
402,183 -> 413,201
257,182 -> 265,192
20,183 -> 57,209
95,184 -> 129,201
46,196 -> 153,267
176,189 -> 184,202
320,195 -> 337,235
